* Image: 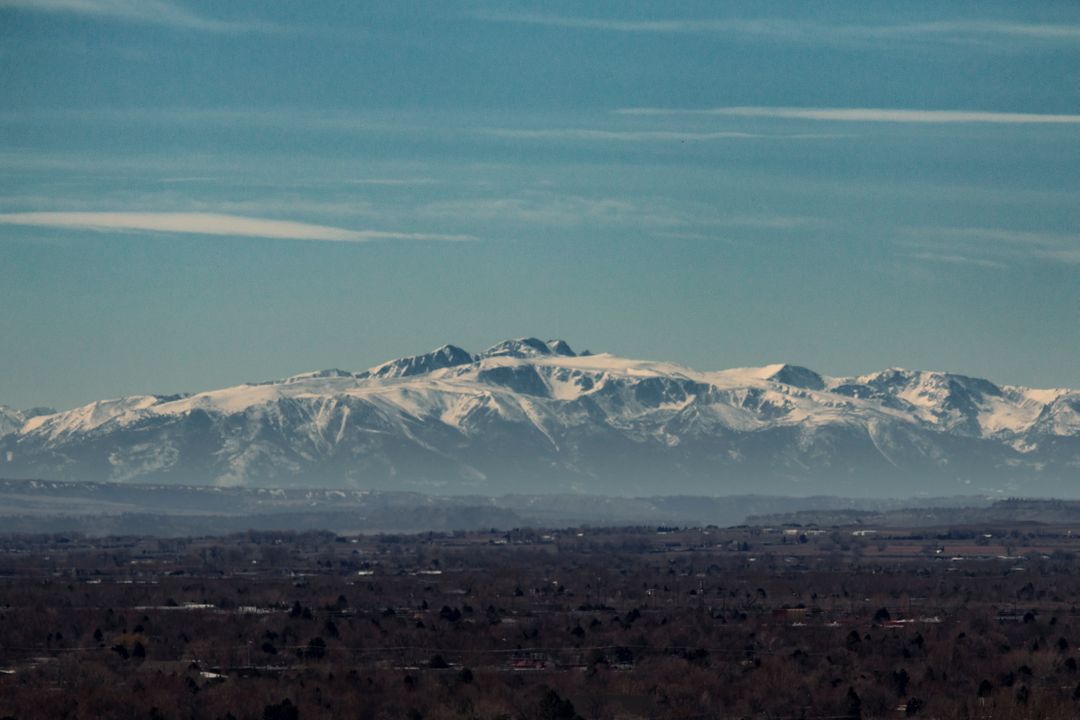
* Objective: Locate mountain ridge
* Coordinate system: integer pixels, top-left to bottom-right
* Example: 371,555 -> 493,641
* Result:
2,338 -> 1077,496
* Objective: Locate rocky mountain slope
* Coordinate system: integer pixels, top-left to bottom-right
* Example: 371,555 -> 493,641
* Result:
1,339 -> 1077,496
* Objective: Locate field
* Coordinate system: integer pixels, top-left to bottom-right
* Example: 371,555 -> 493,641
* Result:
3,522 -> 1080,719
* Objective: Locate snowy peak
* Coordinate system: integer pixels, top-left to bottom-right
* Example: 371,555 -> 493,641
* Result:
855,368 -> 1002,398
1033,393 -> 1080,437
281,369 -> 355,384
19,395 -> 161,439
365,338 -> 576,381
827,368 -> 1013,436
545,339 -> 576,357
760,364 -> 826,391
369,344 -> 475,379
480,337 -> 576,359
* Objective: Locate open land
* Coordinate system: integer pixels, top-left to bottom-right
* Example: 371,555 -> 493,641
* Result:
4,521 -> 1080,718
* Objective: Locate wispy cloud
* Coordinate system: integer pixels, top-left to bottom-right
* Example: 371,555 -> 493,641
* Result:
0,212 -> 470,242
0,0 -> 277,33
655,215 -> 832,241
479,128 -> 841,142
477,11 -> 1080,44
912,227 -> 1078,246
905,252 -> 1007,269
475,13 -> 809,38
618,106 -> 1080,124
418,194 -> 685,229
148,175 -> 440,189
0,107 -> 428,141
901,226 -> 1080,266
339,177 -> 441,187
717,216 -> 834,231
483,128 -> 756,142
859,20 -> 1080,42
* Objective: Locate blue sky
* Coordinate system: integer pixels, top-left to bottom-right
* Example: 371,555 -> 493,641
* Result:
1,0 -> 1078,410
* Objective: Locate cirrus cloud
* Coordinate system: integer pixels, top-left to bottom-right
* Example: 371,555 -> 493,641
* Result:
618,106 -> 1080,124
478,127 -> 843,142
0,0 -> 278,33
0,212 -> 471,242
476,12 -> 1080,45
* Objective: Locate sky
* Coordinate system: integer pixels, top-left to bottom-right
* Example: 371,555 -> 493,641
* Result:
1,0 -> 1078,411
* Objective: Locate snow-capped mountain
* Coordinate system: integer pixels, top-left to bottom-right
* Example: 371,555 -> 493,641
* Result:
2,339 -> 1078,496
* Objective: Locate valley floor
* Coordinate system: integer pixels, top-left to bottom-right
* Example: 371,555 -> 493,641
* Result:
2,523 -> 1080,718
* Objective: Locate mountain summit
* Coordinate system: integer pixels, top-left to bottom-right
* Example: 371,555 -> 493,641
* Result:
369,344 -> 475,379
479,337 -> 576,359
2,340 -> 1077,496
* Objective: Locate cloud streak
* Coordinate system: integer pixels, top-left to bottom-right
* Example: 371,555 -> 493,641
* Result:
905,252 -> 1007,269
476,13 -> 808,38
618,106 -> 1080,124
901,226 -> 1080,266
477,12 -> 1080,44
480,128 -> 841,142
0,212 -> 470,242
0,0 -> 277,33
418,194 -> 685,229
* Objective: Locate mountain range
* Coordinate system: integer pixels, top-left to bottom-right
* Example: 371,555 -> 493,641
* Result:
2,338 -> 1078,497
